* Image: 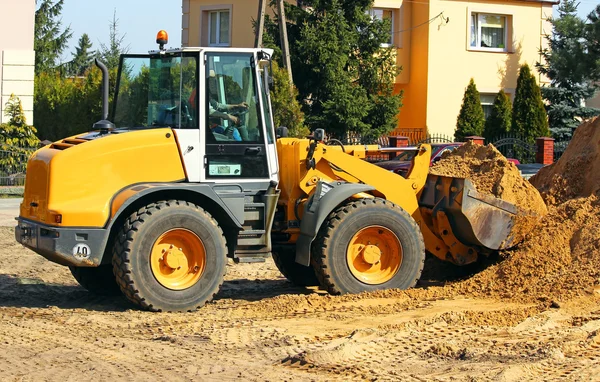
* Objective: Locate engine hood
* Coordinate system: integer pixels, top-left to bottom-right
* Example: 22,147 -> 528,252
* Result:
20,128 -> 186,227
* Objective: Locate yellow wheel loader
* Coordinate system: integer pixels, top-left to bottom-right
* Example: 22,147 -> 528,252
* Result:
15,33 -> 531,311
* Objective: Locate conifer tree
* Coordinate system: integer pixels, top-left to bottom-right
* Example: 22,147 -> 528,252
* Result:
512,64 -> 550,141
99,10 -> 130,71
455,78 -> 485,141
483,90 -> 512,140
70,33 -> 95,76
536,0 -> 599,140
264,0 -> 401,139
34,0 -> 72,74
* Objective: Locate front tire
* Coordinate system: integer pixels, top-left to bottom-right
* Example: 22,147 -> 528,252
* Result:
312,198 -> 425,295
112,200 -> 227,312
69,265 -> 121,296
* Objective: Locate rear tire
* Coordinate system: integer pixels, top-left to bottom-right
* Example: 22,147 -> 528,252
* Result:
272,247 -> 319,286
69,265 -> 121,296
312,198 -> 425,295
112,200 -> 227,312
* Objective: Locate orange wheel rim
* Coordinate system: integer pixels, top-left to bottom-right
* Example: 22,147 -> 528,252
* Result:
346,225 -> 402,285
150,228 -> 206,290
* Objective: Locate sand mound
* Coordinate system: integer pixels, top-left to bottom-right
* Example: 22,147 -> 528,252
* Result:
429,141 -> 547,245
446,119 -> 600,304
430,141 -> 548,218
530,116 -> 600,205
456,195 -> 600,303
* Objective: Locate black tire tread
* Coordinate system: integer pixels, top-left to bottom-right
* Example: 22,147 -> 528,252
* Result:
311,198 -> 425,295
112,200 -> 227,312
272,249 -> 319,287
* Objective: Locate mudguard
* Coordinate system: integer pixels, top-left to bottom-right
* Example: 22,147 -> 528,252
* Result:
295,181 -> 375,266
108,183 -> 245,232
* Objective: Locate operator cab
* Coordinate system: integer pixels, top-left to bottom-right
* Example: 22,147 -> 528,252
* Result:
110,31 -> 278,183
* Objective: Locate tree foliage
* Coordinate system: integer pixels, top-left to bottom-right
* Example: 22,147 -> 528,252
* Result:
99,10 -> 130,71
455,78 -> 485,141
587,5 -> 600,80
1,95 -> 39,147
68,33 -> 95,76
34,68 -> 115,141
483,90 -> 512,140
34,0 -> 72,74
512,64 -> 550,141
536,0 -> 600,140
0,95 -> 40,178
263,0 -> 402,141
270,62 -> 309,137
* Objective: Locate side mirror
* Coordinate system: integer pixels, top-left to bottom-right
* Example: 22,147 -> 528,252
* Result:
313,128 -> 325,142
276,126 -> 289,138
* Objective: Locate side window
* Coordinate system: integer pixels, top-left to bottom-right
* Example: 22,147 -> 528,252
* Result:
205,54 -> 264,144
204,52 -> 269,179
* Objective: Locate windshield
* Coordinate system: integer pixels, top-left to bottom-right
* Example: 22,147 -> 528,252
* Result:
112,53 -> 198,129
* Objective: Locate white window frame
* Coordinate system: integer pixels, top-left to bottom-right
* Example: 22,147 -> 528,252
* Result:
480,93 -> 496,119
469,12 -> 510,53
207,9 -> 231,47
368,8 -> 395,48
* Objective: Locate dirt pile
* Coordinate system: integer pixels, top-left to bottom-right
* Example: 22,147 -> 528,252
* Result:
530,116 -> 600,205
457,195 -> 600,303
430,141 -> 548,218
429,141 -> 548,245
450,119 -> 600,304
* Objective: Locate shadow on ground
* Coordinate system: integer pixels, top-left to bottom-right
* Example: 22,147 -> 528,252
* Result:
417,252 -> 505,287
0,252 -> 505,311
0,273 -> 316,311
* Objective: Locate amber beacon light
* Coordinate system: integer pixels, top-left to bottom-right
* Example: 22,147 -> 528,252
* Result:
156,30 -> 169,50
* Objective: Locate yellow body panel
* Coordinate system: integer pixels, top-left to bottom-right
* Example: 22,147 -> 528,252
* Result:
20,128 -> 185,227
276,138 -> 449,259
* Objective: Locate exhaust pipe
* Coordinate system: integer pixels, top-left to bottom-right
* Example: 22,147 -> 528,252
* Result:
92,59 -> 115,133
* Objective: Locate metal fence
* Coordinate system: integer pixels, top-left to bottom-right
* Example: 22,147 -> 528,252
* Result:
553,140 -> 570,162
487,134 -> 538,164
0,144 -> 36,187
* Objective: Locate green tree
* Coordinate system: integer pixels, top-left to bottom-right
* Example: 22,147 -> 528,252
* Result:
1,96 -> 40,146
586,5 -> 600,80
34,68 -> 107,141
536,0 -> 600,140
483,90 -> 512,140
99,10 -> 130,71
264,0 -> 401,140
34,0 -> 72,74
270,62 -> 308,138
455,78 -> 485,141
69,33 -> 95,76
512,64 -> 550,141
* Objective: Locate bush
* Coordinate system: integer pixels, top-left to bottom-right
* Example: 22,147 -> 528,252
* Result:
483,90 -> 512,140
455,78 -> 485,141
34,66 -> 115,141
270,62 -> 308,138
512,64 -> 550,141
0,95 -> 40,181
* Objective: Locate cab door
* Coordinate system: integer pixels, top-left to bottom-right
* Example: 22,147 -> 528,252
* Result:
199,51 -> 273,183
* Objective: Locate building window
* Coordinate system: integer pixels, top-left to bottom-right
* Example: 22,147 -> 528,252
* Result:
480,93 -> 496,119
368,8 -> 394,47
208,10 -> 230,46
470,13 -> 507,51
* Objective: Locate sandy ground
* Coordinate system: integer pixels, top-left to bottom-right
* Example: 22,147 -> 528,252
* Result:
0,227 -> 598,381
0,198 -> 21,227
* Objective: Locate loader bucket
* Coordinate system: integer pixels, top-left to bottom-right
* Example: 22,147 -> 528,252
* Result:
419,175 -> 530,254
